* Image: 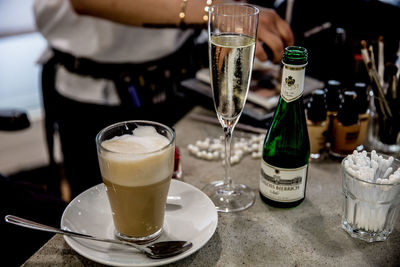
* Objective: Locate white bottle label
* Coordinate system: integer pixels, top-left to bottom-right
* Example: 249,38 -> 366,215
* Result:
280,64 -> 306,102
260,160 -> 308,202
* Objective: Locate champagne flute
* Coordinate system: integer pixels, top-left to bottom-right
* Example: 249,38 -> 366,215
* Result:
203,3 -> 258,212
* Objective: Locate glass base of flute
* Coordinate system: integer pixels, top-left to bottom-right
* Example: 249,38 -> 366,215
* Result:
203,180 -> 255,213
202,124 -> 255,213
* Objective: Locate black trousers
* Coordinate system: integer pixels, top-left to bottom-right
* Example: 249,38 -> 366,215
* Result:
41,41 -> 205,198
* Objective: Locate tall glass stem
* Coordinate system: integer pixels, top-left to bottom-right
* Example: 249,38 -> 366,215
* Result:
223,126 -> 233,190
203,3 -> 258,212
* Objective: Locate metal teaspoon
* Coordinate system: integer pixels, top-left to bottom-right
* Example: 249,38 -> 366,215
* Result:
5,215 -> 192,259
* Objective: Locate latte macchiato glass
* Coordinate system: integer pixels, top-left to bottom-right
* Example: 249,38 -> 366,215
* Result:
96,121 -> 175,244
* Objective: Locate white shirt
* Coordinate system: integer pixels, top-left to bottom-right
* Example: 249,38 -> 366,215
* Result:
33,0 -> 193,104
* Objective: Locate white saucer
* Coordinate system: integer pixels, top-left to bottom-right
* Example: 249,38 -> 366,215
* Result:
61,179 -> 218,266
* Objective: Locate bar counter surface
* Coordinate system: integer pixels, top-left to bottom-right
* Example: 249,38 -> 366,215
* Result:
24,107 -> 400,266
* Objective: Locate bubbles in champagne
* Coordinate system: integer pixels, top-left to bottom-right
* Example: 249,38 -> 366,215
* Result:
210,34 -> 255,125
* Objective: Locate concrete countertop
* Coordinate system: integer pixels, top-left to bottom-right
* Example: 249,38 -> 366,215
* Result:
24,106 -> 400,266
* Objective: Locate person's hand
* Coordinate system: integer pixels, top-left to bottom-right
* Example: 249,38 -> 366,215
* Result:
255,7 -> 294,63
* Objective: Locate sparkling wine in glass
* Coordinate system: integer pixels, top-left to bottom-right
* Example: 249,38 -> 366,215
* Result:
203,3 -> 258,212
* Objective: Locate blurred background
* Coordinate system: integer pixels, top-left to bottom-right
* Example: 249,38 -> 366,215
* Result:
0,0 -> 51,175
0,1 -> 65,265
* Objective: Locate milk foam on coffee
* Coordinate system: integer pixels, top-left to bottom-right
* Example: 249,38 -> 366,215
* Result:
99,126 -> 174,187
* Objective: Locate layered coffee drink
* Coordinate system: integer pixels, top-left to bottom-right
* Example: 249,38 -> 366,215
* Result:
97,122 -> 175,243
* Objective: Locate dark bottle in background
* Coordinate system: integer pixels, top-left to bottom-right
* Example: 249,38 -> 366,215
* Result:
332,28 -> 348,83
330,91 -> 360,157
353,82 -> 370,150
306,89 -> 328,160
259,46 -> 310,208
325,80 -> 342,149
325,80 -> 342,118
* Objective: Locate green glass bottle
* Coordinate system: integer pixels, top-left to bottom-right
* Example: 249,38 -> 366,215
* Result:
259,46 -> 310,208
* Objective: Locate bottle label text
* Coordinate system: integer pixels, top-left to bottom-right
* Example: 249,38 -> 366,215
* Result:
259,160 -> 308,202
